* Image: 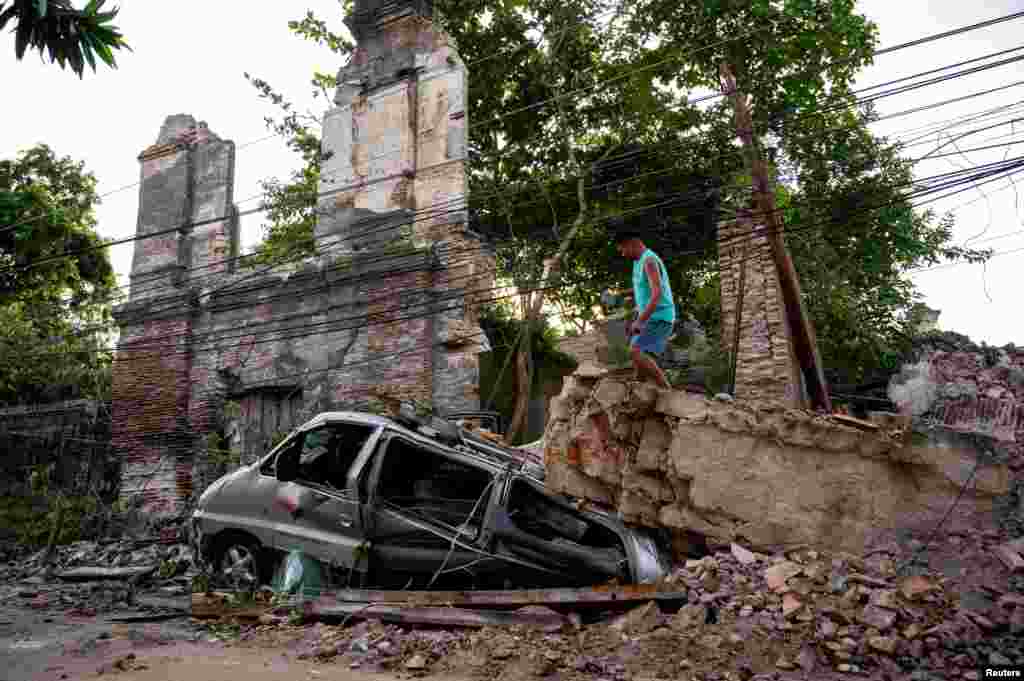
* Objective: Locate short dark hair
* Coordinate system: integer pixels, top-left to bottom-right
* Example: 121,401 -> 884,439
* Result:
605,214 -> 640,243
612,228 -> 643,244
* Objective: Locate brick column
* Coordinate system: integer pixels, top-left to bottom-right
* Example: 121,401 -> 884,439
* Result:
112,115 -> 238,516
718,211 -> 802,406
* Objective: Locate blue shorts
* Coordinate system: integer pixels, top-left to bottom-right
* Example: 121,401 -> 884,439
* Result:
631,319 -> 674,356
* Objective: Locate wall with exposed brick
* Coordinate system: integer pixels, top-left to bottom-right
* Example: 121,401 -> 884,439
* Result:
111,2 -> 492,517
542,364 -> 1010,555
889,346 -> 1024,475
718,212 -> 802,406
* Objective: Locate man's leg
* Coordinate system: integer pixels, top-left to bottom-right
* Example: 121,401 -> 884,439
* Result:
631,345 -> 671,389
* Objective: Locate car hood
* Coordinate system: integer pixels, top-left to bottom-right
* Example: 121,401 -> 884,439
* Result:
196,466 -> 250,509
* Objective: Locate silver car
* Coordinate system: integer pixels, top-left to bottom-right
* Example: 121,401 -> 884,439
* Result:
191,410 -> 671,590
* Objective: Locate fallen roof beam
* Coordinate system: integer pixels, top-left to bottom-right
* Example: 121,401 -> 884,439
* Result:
313,584 -> 688,609
304,603 -> 567,629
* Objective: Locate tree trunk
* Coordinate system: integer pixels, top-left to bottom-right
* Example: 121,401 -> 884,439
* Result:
507,311 -> 533,443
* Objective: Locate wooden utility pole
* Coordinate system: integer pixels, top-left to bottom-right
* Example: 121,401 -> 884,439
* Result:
719,63 -> 832,412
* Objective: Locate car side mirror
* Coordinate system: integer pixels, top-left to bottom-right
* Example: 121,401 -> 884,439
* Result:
276,445 -> 300,483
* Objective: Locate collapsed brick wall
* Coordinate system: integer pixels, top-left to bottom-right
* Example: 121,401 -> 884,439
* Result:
890,346 -> 1024,474
718,212 -> 802,406
543,364 -> 1010,555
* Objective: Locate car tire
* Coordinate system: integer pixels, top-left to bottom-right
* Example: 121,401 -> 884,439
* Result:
209,532 -> 271,591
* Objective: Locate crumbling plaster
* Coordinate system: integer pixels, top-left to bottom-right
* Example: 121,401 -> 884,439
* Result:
543,365 -> 1010,555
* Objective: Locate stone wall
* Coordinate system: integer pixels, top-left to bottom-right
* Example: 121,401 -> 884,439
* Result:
111,2 -> 492,516
543,364 -> 1011,555
0,400 -> 113,499
718,212 -> 802,406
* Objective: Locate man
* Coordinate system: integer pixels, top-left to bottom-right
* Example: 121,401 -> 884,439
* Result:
614,229 -> 675,389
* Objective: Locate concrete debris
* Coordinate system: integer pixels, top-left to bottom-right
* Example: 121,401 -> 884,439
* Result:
994,538 -> 1024,573
764,561 -> 803,591
608,601 -> 661,635
730,542 -> 758,565
781,592 -> 803,618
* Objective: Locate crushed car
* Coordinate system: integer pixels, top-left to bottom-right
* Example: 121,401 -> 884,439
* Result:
191,406 -> 671,591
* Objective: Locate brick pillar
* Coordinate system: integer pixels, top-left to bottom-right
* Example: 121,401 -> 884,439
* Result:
718,211 -> 803,406
112,115 -> 238,516
313,1 -> 492,414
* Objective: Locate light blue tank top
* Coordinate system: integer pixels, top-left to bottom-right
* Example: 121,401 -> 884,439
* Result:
632,249 -> 675,323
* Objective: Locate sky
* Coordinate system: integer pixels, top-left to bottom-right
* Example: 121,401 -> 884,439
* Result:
2,0 -> 1022,346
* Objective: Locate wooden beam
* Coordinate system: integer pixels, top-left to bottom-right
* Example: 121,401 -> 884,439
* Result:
305,603 -> 567,629
719,63 -> 832,413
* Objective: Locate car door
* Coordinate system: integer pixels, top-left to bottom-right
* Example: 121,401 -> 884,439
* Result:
273,422 -> 376,572
362,433 -> 501,589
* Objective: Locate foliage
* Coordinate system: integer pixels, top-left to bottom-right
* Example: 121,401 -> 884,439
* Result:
0,461 -> 101,546
479,301 -> 573,365
0,144 -> 115,405
249,0 -> 991,395
240,2 -> 352,268
479,302 -> 576,438
0,0 -> 129,77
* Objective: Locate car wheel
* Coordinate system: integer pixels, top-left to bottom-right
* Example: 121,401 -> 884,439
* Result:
210,533 -> 268,591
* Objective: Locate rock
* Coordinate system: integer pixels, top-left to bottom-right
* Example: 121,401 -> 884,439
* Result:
830,574 -> 849,593
818,617 -> 838,638
990,652 -> 1013,666
870,589 -> 900,610
731,543 -> 758,565
673,604 -> 708,630
867,635 -> 898,655
698,634 -> 723,649
404,654 -> 428,670
902,623 -> 922,640
574,361 -> 608,379
775,656 -> 796,670
860,605 -> 897,631
797,645 -> 817,672
492,642 -> 516,660
765,561 -> 803,592
998,594 -> 1024,609
1009,606 -> 1024,635
609,601 -> 661,635
782,592 -> 803,618
900,575 -> 936,601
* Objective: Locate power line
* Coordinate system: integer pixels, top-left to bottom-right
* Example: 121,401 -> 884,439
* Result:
7,9 -> 1024,247
10,59 -> 1021,285
15,155 -> 1024,363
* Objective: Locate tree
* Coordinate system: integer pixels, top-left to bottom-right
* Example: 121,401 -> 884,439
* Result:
0,144 -> 116,405
1,0 -> 129,78
249,0 -> 990,408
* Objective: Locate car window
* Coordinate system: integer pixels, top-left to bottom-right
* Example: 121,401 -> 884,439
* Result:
258,436 -> 295,477
295,423 -> 374,490
374,437 -> 493,537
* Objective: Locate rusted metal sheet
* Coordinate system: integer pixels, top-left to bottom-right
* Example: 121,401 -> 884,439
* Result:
317,584 -> 687,609
304,603 -> 567,629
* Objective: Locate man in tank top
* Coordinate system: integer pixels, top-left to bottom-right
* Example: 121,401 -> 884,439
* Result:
614,229 -> 675,389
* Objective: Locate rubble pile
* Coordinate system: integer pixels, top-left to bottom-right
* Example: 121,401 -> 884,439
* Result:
198,532 -> 1024,679
890,346 -> 1024,471
0,537 -> 196,583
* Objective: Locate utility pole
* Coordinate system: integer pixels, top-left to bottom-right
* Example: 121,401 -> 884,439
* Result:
719,63 -> 832,413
